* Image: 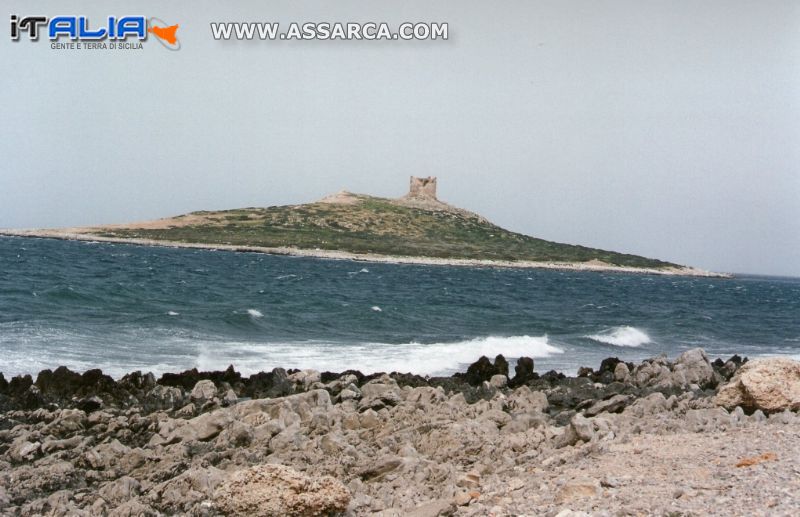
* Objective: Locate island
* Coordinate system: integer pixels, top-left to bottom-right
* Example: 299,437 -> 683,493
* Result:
0,177 -> 726,277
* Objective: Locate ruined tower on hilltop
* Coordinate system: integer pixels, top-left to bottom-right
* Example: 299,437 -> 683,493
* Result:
408,176 -> 437,200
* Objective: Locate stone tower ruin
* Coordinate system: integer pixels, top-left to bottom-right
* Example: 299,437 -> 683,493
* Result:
408,176 -> 437,200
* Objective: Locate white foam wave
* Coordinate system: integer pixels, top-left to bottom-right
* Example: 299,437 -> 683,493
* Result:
246,309 -> 263,318
586,326 -> 651,347
0,323 -> 565,379
167,311 -> 179,316
195,335 -> 564,377
371,306 -> 382,312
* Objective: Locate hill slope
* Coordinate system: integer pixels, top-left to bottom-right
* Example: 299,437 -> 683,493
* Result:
84,192 -> 679,270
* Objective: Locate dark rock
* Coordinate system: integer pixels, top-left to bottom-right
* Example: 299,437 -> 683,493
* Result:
28,367 -> 124,409
577,367 -> 594,378
9,375 -> 33,397
118,371 -> 157,393
243,368 -> 294,399
19,385 -> 46,410
713,354 -> 748,381
79,369 -> 120,398
584,394 -> 634,417
494,355 -> 509,377
590,357 -> 635,384
76,396 -> 103,413
35,367 -> 83,399
598,357 -> 623,374
242,371 -> 272,398
427,376 -> 468,396
159,369 -> 202,390
0,373 -> 7,394
387,372 -> 430,389
510,357 -> 536,388
540,370 -> 566,384
545,377 -> 601,414
158,365 -> 243,393
728,354 -> 746,366
460,355 -> 509,386
321,370 -> 365,384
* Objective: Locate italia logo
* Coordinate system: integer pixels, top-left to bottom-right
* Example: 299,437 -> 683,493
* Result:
10,15 -> 180,50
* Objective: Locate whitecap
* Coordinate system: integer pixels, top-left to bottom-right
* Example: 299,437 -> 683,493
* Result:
586,326 -> 651,347
371,306 -> 382,312
247,309 -> 264,318
167,311 -> 179,316
194,335 -> 564,377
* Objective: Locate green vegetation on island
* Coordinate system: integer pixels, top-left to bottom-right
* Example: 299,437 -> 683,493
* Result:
97,192 -> 678,270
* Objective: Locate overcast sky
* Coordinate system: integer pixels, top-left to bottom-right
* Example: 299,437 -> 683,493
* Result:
2,1 -> 799,276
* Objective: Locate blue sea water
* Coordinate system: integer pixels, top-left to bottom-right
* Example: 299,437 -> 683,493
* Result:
0,235 -> 798,379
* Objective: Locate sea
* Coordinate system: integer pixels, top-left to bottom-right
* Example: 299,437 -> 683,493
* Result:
1,235 -> 798,379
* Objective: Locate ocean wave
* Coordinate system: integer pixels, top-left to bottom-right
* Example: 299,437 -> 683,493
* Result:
585,326 -> 651,347
41,285 -> 102,303
194,335 -> 564,377
246,309 -> 263,318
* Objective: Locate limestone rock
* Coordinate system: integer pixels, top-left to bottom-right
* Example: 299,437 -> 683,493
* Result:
358,376 -> 402,411
557,414 -> 595,447
456,469 -> 481,489
715,357 -> 800,413
288,369 -> 321,390
613,362 -> 630,382
43,408 -> 87,436
41,435 -> 82,454
633,357 -> 673,388
570,413 -> 595,442
584,394 -> 632,417
151,466 -> 225,513
555,478 -> 601,503
672,348 -> 718,389
489,374 -> 508,389
99,476 -> 141,504
625,392 -> 671,417
170,410 -> 234,443
145,385 -> 184,411
190,379 -> 217,401
8,437 -> 40,462
407,498 -> 455,517
358,456 -> 404,482
108,498 -> 159,517
213,464 -> 350,516
507,385 -> 548,414
223,388 -> 239,405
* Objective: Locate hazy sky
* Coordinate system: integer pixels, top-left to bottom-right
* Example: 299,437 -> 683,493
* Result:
2,1 -> 799,276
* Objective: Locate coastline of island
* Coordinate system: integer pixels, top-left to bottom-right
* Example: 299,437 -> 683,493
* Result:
0,228 -> 731,278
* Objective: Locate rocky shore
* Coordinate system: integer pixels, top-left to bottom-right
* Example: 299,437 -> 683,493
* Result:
1,349 -> 799,516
